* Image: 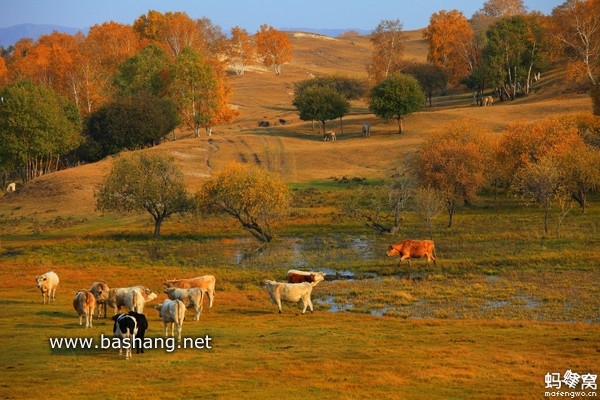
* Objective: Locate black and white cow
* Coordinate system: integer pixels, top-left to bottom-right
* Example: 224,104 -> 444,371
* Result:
112,311 -> 148,359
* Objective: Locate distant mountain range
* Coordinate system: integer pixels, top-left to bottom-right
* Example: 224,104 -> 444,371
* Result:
0,24 -> 87,47
0,23 -> 369,48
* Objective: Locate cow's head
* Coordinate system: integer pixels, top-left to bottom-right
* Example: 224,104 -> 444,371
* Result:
163,280 -> 176,288
386,245 -> 401,257
36,275 -> 47,290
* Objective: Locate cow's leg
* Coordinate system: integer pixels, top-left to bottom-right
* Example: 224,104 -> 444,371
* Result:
194,305 -> 201,321
277,299 -> 282,314
207,290 -> 214,308
307,296 -> 314,313
79,314 -> 83,326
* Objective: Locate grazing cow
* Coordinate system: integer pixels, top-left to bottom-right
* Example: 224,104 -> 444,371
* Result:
155,299 -> 186,342
164,275 -> 215,310
323,131 -> 336,141
89,281 -> 110,318
112,312 -> 145,360
124,287 -> 157,314
362,123 -> 371,137
261,280 -> 314,314
73,290 -> 96,328
386,240 -> 437,268
35,271 -> 59,304
5,182 -> 15,192
286,270 -> 326,286
164,287 -> 204,321
483,96 -> 494,106
107,286 -> 155,315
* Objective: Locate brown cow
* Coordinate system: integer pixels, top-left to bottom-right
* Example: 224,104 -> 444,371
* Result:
163,275 -> 216,309
286,270 -> 326,286
386,240 -> 436,267
73,290 -> 96,328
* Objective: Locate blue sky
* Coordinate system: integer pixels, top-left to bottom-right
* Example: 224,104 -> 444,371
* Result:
1,0 -> 566,32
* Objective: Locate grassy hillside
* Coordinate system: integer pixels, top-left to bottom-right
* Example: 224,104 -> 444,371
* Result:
0,31 -> 598,399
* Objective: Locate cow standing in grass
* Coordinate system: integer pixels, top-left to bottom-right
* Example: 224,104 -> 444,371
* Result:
387,240 -> 437,268
89,281 -> 109,318
286,270 -> 326,286
261,280 -> 314,314
35,271 -> 59,304
73,290 -> 96,328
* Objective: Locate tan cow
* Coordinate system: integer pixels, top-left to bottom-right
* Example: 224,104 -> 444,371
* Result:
286,270 -> 326,286
73,290 -> 96,328
89,281 -> 110,318
387,240 -> 437,267
164,287 -> 204,320
323,131 -> 336,141
107,286 -> 155,315
483,96 -> 494,106
163,275 -> 215,310
261,280 -> 314,314
35,271 -> 59,304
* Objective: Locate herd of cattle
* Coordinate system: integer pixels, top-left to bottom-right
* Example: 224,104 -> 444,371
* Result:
33,239 -> 436,359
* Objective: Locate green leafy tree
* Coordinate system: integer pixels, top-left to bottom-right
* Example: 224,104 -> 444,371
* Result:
402,61 -> 446,106
169,46 -> 219,138
292,85 -> 350,134
0,79 -> 81,182
196,162 -> 291,243
95,152 -> 194,239
84,93 -> 179,161
113,44 -> 171,96
368,73 -> 424,133
484,15 -> 548,100
293,75 -> 364,133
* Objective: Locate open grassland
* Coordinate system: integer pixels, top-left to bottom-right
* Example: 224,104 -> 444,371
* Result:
1,32 -> 599,399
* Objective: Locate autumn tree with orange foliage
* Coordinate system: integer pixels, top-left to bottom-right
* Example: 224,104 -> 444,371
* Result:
226,26 -> 255,75
255,24 -> 292,75
423,10 -> 474,89
413,119 -> 494,227
549,0 -> 600,115
498,115 -> 600,217
496,116 -> 582,181
77,22 -> 141,115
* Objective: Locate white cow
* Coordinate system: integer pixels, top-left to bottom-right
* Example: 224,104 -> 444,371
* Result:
155,299 -> 186,342
89,281 -> 110,318
73,289 -> 96,328
35,271 -> 59,304
261,280 -> 314,314
5,182 -> 15,192
107,286 -> 155,315
362,123 -> 371,137
164,287 -> 204,321
124,287 -> 157,314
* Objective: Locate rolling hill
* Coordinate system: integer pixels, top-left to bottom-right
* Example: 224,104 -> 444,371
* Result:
0,30 -> 592,221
